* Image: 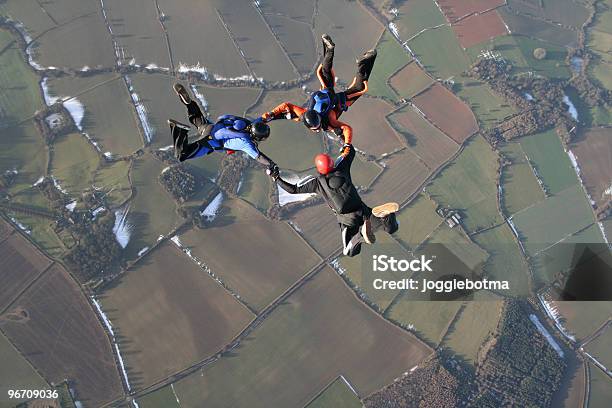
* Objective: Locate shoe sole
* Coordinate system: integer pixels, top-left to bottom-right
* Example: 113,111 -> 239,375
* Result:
361,220 -> 376,244
321,34 -> 335,49
372,202 -> 399,218
167,119 -> 191,131
173,83 -> 192,105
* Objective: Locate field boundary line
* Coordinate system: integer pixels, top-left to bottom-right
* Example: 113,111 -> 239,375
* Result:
437,302 -> 467,347
153,0 -> 175,74
214,8 -> 257,79
0,259 -> 55,316
300,375 -> 345,408
579,319 -> 611,349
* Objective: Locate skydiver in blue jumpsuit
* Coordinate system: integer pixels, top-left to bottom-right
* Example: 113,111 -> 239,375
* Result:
169,83 -> 277,170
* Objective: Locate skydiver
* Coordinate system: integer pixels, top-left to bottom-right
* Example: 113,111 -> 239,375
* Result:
268,143 -> 399,257
169,83 -> 277,170
260,34 -> 377,159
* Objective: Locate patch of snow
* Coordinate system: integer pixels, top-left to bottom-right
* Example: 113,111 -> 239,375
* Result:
33,176 -> 44,187
563,94 -> 579,121
9,217 -> 31,234
537,294 -> 576,342
597,222 -> 609,245
388,22 -> 400,39
137,247 -> 149,257
103,152 -> 114,159
524,92 -> 534,101
51,176 -> 69,195
200,192 -> 223,220
125,76 -> 154,143
132,400 -> 140,408
158,144 -> 173,151
63,98 -> 86,130
81,65 -> 90,72
529,314 -> 564,358
329,258 -> 346,275
190,84 -> 209,112
112,206 -> 132,248
236,178 -> 243,194
45,113 -> 63,129
162,166 -> 171,174
65,201 -> 77,212
145,63 -> 158,70
570,56 -> 583,74
278,173 -> 317,206
177,62 -> 209,78
410,365 -> 418,372
91,206 -> 105,219
584,351 -> 611,375
170,235 -> 182,247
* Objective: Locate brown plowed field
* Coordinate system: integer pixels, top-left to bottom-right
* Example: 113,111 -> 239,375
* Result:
452,10 -> 509,48
389,61 -> 434,99
437,0 -> 506,22
570,128 -> 612,210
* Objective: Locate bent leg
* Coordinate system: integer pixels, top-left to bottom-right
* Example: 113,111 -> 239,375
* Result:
179,139 -> 213,162
341,224 -> 363,257
318,35 -> 336,88
185,101 -> 208,130
344,49 -> 377,103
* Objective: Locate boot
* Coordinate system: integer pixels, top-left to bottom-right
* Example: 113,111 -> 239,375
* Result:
361,218 -> 376,244
168,119 -> 190,159
356,49 -> 377,81
321,34 -> 335,52
173,83 -> 192,105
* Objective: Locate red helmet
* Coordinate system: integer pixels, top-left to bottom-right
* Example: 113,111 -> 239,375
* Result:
315,153 -> 334,175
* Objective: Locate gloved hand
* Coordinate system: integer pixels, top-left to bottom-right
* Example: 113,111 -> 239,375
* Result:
266,163 -> 280,180
261,112 -> 274,122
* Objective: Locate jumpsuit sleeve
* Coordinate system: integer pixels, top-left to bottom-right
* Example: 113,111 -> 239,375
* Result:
334,143 -> 355,174
276,176 -> 318,195
217,128 -> 261,159
264,102 -> 306,121
327,110 -> 353,146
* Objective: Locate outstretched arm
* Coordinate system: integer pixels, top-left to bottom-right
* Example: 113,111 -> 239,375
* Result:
327,110 -> 352,148
272,171 -> 318,195
262,102 -> 306,122
334,143 -> 355,173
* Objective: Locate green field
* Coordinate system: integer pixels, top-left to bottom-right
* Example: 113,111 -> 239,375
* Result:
407,26 -> 470,80
441,293 -> 503,365
138,385 -> 181,408
306,377 -> 363,408
0,2 -> 55,37
466,34 -> 570,79
427,224 -> 489,271
386,296 -> 463,348
395,0 -> 448,40
367,31 -> 412,102
530,223 -> 606,285
554,301 -> 612,342
511,184 -> 596,256
389,61 -> 434,99
497,7 -> 578,47
472,224 -> 530,296
499,142 -> 546,215
350,155 -> 381,188
0,331 -> 48,408
173,267 -> 431,407
507,0 -> 589,29
454,78 -> 517,129
239,167 -> 270,212
519,129 -> 579,195
588,363 -> 612,408
427,136 -> 503,233
585,328 -> 612,371
50,133 -> 99,195
394,194 -> 442,248
125,154 -> 180,260
263,119 -> 324,172
93,160 -> 132,207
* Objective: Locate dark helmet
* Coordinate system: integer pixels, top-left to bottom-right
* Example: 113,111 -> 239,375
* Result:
250,121 -> 270,141
303,109 -> 322,130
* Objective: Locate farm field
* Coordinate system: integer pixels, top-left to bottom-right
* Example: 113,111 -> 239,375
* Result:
264,14 -> 316,75
412,83 -> 478,144
367,31 -> 412,102
100,241 -> 254,389
0,264 -> 123,407
0,232 -> 51,311
471,224 -> 530,296
0,2 -> 55,37
438,0 -> 506,21
451,10 -> 508,49
407,26 -> 470,80
137,385 -> 181,408
261,119 -> 324,172
50,133 -> 99,196
314,0 -> 382,82
179,200 -> 321,312
239,167 -> 270,212
34,12 -> 116,69
454,78 -> 517,130
386,296 -> 463,348
0,30 -> 43,122
103,0 -> 170,67
511,184 -> 596,256
394,0 -> 447,40
441,293 -> 503,365
519,129 -> 579,195
585,328 -> 612,371
499,141 -> 546,215
49,76 -> 143,156
341,98 -> 404,158
93,160 -> 133,208
125,154 -> 181,260
365,149 -> 430,206
394,194 -> 442,248
0,218 -> 12,241
306,376 -> 362,408
173,266 -> 432,407
387,103 -> 459,168
215,1 -> 296,82
350,155 -> 382,188
26,0 -> 98,25
389,61 -> 433,99
426,136 -> 502,233
551,301 -> 612,342
588,363 -> 612,408
289,203 -> 340,258
497,7 -> 578,47
427,224 -> 489,271
506,0 -> 590,29
158,0 -> 250,78
553,357 -> 586,408
190,83 -> 261,119
570,128 -> 611,210
0,331 -> 49,408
